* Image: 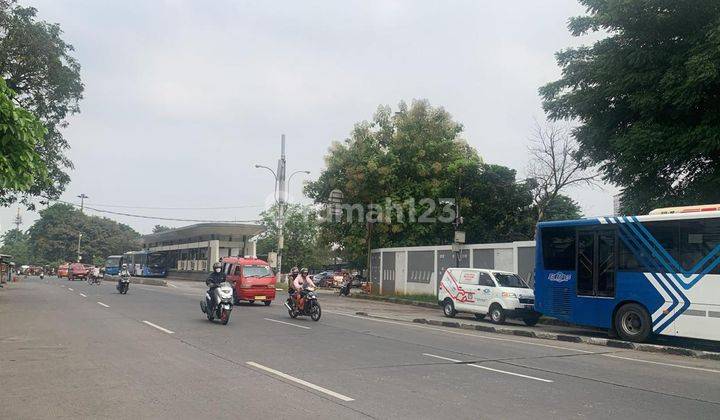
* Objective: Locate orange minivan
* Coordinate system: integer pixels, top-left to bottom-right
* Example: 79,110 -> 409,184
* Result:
57,263 -> 69,278
222,257 -> 276,306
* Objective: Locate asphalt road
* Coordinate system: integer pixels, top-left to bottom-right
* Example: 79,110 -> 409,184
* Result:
2,276 -> 719,420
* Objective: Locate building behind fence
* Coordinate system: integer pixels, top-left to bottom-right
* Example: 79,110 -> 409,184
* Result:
370,241 -> 535,296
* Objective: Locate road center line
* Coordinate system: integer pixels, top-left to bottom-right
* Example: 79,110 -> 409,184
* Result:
79,293 -> 87,297
263,318 -> 311,330
423,353 -> 554,383
97,302 -> 109,308
602,354 -> 720,374
327,310 -> 593,353
142,320 -> 175,334
68,288 -> 73,291
246,361 -> 354,402
168,283 -> 178,288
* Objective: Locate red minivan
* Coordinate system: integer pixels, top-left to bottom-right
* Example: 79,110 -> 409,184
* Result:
222,257 -> 276,306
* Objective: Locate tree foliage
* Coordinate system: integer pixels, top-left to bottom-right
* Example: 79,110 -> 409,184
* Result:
541,0 -> 720,213
0,228 -> 31,265
152,225 -> 172,234
27,203 -> 140,265
306,100 -> 536,267
0,0 -> 83,207
255,204 -> 330,271
541,194 -> 583,221
0,78 -> 48,192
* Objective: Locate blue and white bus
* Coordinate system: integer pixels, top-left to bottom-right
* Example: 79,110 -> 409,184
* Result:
104,255 -> 123,276
123,251 -> 167,278
534,205 -> 720,342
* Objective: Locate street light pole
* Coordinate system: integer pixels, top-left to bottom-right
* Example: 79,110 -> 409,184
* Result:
255,135 -> 310,284
77,194 -> 88,262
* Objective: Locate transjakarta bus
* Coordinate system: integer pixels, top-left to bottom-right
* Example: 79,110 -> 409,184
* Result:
123,251 -> 167,277
534,205 -> 720,343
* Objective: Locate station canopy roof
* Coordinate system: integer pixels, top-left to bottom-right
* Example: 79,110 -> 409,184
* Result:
141,223 -> 265,245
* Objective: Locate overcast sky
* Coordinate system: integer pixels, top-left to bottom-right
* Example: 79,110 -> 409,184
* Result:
1,0 -> 618,236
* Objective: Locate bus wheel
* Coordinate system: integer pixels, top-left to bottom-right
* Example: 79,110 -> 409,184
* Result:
614,303 -> 651,342
442,299 -> 456,318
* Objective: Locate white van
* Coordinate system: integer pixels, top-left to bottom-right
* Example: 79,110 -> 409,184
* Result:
438,268 -> 540,326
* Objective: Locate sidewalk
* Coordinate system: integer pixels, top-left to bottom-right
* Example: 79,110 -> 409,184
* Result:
322,291 -> 720,360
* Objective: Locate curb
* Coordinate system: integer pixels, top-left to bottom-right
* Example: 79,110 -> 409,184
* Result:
347,293 -> 573,327
355,312 -> 720,361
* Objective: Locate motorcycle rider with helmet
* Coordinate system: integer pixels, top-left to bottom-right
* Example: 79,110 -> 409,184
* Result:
286,266 -> 300,308
292,268 -> 316,310
206,261 -> 226,314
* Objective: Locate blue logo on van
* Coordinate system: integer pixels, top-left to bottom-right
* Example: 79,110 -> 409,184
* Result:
548,272 -> 571,283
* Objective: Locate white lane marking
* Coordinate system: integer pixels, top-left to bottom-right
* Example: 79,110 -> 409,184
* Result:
264,318 -> 311,330
246,361 -> 354,402
68,288 -> 74,291
79,293 -> 87,297
327,311 -> 594,354
603,354 -> 720,374
276,288 -> 283,291
168,283 -> 178,288
423,353 -> 554,383
97,302 -> 110,308
142,320 -> 175,334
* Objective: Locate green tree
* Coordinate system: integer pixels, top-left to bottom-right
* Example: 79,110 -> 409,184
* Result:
0,78 -> 48,192
306,100 -> 536,267
0,1 -> 83,208
152,225 -> 172,233
28,203 -> 140,265
256,204 -> 330,271
541,195 -> 583,221
0,228 -> 31,265
541,0 -> 720,213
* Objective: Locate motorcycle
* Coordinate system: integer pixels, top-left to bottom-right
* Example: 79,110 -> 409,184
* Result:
285,287 -> 321,321
117,274 -> 130,294
88,273 -> 102,286
39,273 -> 44,280
201,281 -> 233,325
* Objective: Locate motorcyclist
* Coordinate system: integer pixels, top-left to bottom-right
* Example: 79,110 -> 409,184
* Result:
117,263 -> 130,290
206,262 -> 226,313
292,268 -> 316,309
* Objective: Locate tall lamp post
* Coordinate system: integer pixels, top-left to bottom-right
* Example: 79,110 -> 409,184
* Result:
255,135 -> 310,282
77,194 -> 88,262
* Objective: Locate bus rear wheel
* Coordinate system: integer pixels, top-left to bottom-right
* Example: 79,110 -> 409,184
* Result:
614,303 -> 651,343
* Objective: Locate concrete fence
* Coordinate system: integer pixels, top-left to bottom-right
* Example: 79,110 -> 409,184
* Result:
370,241 -> 536,296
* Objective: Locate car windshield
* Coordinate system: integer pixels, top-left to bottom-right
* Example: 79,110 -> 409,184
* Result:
243,265 -> 272,278
493,273 -> 529,288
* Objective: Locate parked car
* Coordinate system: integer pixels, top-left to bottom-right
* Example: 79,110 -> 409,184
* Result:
68,263 -> 89,281
312,271 -> 335,287
438,268 -> 540,326
57,263 -> 69,278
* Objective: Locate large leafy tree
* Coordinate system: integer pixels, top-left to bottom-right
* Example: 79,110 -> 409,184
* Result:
0,228 -> 31,265
0,1 -> 83,207
0,78 -> 48,192
28,203 -> 140,265
256,204 -> 330,271
306,100 -> 536,267
541,0 -> 720,213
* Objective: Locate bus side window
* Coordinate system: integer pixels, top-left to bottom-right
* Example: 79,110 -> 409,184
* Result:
541,227 -> 576,271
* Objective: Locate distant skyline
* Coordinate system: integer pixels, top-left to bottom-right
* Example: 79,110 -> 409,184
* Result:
1,0 -> 618,236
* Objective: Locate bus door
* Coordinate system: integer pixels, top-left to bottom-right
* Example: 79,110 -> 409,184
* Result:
576,229 -> 616,298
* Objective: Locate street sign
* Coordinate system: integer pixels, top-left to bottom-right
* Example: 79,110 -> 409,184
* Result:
454,231 -> 466,244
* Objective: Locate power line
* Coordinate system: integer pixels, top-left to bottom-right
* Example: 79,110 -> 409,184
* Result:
79,203 -> 264,210
48,198 -> 261,224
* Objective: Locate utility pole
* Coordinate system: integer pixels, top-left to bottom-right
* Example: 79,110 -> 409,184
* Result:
78,193 -> 88,213
255,136 -> 310,283
14,208 -> 22,230
276,135 -> 287,283
77,194 -> 88,262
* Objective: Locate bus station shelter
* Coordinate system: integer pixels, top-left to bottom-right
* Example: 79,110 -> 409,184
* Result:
141,223 -> 265,280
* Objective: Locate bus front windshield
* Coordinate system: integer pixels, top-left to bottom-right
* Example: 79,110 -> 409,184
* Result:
105,257 -> 121,267
493,273 -> 529,288
243,265 -> 273,278
147,253 -> 165,267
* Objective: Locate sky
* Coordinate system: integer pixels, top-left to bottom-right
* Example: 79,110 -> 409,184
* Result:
1,0 -> 618,236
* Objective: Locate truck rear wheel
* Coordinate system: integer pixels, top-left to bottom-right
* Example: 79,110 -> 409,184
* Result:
614,303 -> 651,342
